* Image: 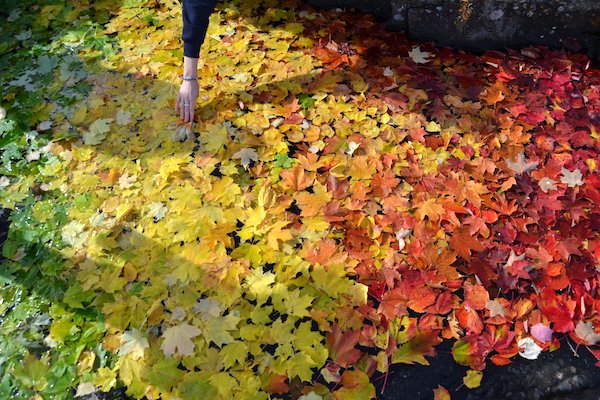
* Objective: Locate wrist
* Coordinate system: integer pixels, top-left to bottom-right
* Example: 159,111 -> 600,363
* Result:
183,55 -> 199,76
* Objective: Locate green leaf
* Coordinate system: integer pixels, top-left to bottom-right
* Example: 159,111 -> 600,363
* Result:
63,283 -> 95,309
391,340 -> 428,365
49,317 -> 80,345
452,339 -> 473,366
10,353 -> 49,391
43,361 -> 76,396
273,154 -> 293,168
148,358 -> 185,392
297,93 -> 315,109
178,372 -> 217,400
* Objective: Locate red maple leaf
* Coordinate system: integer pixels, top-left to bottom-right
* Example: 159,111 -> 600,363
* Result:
456,307 -> 484,334
537,287 -> 576,333
326,324 -> 362,368
464,259 -> 499,289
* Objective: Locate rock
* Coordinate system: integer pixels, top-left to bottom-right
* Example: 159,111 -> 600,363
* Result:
304,0 -> 391,21
304,0 -> 600,61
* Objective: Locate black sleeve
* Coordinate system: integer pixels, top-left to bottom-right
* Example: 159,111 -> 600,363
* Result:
182,0 -> 217,58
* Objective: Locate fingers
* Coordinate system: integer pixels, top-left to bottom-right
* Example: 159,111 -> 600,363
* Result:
177,83 -> 198,123
176,95 -> 188,122
176,94 -> 192,123
179,100 -> 195,123
184,102 -> 192,123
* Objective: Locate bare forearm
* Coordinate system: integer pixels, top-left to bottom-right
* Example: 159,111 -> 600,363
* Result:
183,56 -> 199,78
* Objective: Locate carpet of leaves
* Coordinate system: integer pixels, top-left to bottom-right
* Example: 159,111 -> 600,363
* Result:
1,0 -> 600,399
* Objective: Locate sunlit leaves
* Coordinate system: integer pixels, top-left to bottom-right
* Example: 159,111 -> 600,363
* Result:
203,312 -> 240,347
61,220 -> 89,248
118,329 -> 149,359
1,0 -> 600,397
161,323 -> 202,357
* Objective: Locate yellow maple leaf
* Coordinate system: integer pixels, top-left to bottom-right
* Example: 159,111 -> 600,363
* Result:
266,220 -> 294,249
115,354 -> 147,398
245,268 -> 276,304
219,341 -> 248,369
283,289 -> 314,318
202,312 -> 240,347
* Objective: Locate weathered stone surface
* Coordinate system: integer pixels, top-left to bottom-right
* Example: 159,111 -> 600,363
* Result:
305,0 -> 600,59
304,0 -> 391,21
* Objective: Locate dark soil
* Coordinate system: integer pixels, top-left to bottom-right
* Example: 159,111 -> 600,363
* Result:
377,338 -> 600,400
0,208 -> 10,262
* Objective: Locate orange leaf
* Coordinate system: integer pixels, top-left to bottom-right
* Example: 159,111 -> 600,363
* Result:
407,286 -> 438,313
264,374 -> 289,394
333,369 -> 376,400
433,385 -> 451,400
464,284 -> 490,310
326,324 -> 362,368
414,198 -> 445,222
448,227 -> 485,260
303,238 -> 339,266
378,288 -> 407,320
279,165 -> 315,191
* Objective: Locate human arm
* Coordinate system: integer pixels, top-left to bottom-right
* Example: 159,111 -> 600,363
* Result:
176,0 -> 217,123
181,0 -> 218,59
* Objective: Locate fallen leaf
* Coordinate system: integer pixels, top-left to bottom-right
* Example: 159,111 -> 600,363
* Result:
232,148 -> 259,170
147,202 -> 167,221
538,177 -> 557,193
463,370 -> 482,389
409,46 -> 432,64
574,321 -> 600,345
517,337 -> 542,360
560,167 -> 584,188
530,323 -> 553,344
118,329 -> 149,359
486,299 -> 506,318
506,153 -> 538,174
83,118 -> 113,145
161,323 -> 202,357
433,385 -> 451,400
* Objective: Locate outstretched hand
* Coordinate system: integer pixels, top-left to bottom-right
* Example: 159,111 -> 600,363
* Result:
176,80 -> 199,123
